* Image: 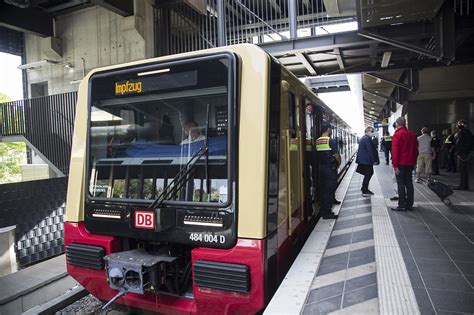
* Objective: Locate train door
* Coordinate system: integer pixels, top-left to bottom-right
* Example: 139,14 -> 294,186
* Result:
285,90 -> 302,235
303,99 -> 318,220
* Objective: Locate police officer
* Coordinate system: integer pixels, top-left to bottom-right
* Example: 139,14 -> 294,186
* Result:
382,131 -> 393,165
454,119 -> 472,190
445,129 -> 456,172
316,123 -> 341,219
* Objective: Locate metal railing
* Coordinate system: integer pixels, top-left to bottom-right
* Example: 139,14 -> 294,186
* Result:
155,0 -> 355,56
454,0 -> 473,15
0,92 -> 77,175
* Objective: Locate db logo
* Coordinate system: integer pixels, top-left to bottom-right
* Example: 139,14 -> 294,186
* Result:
134,211 -> 155,229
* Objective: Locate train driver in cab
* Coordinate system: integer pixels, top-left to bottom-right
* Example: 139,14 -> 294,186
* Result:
181,120 -> 205,144
316,122 -> 341,219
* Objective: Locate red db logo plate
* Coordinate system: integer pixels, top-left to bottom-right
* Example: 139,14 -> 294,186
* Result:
134,211 -> 155,229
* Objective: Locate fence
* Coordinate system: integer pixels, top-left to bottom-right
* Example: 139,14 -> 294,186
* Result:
0,177 -> 68,267
0,92 -> 77,175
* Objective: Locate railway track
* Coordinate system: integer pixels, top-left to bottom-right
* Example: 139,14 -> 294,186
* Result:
24,286 -> 128,315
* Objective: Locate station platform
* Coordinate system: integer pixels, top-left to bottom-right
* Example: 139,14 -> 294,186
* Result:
265,155 -> 474,315
0,255 -> 79,314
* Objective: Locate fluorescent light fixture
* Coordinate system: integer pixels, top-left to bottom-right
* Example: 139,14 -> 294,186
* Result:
372,100 -> 376,103
370,111 -> 374,114
18,59 -> 59,70
381,51 -> 392,68
138,68 -> 170,76
371,107 -> 375,110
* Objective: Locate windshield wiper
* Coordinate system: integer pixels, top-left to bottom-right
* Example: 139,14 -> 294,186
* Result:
148,145 -> 208,209
148,104 -> 212,209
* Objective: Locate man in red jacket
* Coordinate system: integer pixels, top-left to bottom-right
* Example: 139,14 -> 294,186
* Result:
391,117 -> 418,211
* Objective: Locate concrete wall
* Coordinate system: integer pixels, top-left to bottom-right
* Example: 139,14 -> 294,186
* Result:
385,63 -> 474,181
24,0 -> 155,97
406,63 -> 474,134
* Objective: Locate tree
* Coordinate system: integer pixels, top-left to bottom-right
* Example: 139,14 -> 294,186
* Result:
0,93 -> 26,184
0,142 -> 26,184
0,91 -> 10,103
0,91 -> 9,125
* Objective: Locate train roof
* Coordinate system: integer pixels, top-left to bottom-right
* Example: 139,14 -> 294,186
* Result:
80,43 -> 354,134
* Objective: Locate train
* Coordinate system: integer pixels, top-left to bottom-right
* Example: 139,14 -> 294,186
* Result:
64,44 -> 357,314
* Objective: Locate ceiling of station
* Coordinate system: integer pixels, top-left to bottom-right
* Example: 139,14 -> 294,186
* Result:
261,1 -> 474,127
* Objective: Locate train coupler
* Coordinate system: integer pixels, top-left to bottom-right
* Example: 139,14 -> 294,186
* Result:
104,248 -> 178,295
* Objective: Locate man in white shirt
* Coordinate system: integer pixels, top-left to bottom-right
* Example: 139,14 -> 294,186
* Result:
416,127 -> 435,183
181,120 -> 205,144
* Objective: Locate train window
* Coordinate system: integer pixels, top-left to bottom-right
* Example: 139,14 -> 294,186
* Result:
305,104 -> 313,140
288,92 -> 297,138
87,55 -> 235,206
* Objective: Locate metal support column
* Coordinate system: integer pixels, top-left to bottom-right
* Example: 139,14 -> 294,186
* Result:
155,2 -> 170,56
288,0 -> 297,39
217,0 -> 226,46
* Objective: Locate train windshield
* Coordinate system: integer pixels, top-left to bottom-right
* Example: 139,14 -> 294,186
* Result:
87,55 -> 235,206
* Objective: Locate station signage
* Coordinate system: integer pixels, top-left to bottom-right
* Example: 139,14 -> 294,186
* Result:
115,80 -> 143,95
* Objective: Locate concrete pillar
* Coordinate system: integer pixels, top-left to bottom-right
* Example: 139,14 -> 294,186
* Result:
0,226 -> 18,277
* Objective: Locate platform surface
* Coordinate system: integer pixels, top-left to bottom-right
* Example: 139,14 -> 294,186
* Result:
266,153 -> 474,314
376,159 -> 474,314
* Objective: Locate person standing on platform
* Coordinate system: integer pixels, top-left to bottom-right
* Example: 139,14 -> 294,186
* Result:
382,131 -> 393,165
416,127 -> 435,183
431,130 -> 441,175
391,117 -> 418,211
445,129 -> 457,172
356,126 -> 380,197
454,119 -> 472,190
441,129 -> 449,169
390,123 -> 400,201
316,123 -> 341,219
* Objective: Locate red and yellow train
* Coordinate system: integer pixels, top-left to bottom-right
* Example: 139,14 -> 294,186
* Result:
64,44 -> 356,314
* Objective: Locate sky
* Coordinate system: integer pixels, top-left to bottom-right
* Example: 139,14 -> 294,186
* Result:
0,52 -> 23,101
318,74 -> 365,136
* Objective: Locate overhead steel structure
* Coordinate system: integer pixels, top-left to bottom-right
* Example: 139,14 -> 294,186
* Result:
1,0 -> 474,127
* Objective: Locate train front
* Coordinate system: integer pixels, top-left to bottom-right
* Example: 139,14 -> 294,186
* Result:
64,49 -> 266,314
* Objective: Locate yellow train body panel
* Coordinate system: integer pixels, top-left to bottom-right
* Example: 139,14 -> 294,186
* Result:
66,44 -> 270,239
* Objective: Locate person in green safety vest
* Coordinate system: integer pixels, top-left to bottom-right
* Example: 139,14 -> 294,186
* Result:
381,131 -> 393,165
316,122 -> 341,220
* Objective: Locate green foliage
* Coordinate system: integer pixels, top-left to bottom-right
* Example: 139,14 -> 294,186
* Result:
0,142 -> 27,184
0,91 -> 9,124
0,92 -> 10,103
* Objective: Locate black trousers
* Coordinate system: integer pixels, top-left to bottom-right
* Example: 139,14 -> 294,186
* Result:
441,147 -> 448,168
384,147 -> 391,164
320,166 -> 337,216
448,151 -> 457,171
432,155 -> 439,174
361,165 -> 374,192
396,166 -> 414,208
458,157 -> 470,190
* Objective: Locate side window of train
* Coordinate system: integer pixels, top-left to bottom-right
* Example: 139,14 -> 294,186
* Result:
288,92 -> 297,138
304,100 -> 313,141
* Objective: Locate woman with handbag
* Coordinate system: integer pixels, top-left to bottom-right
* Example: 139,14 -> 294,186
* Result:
356,126 -> 380,196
